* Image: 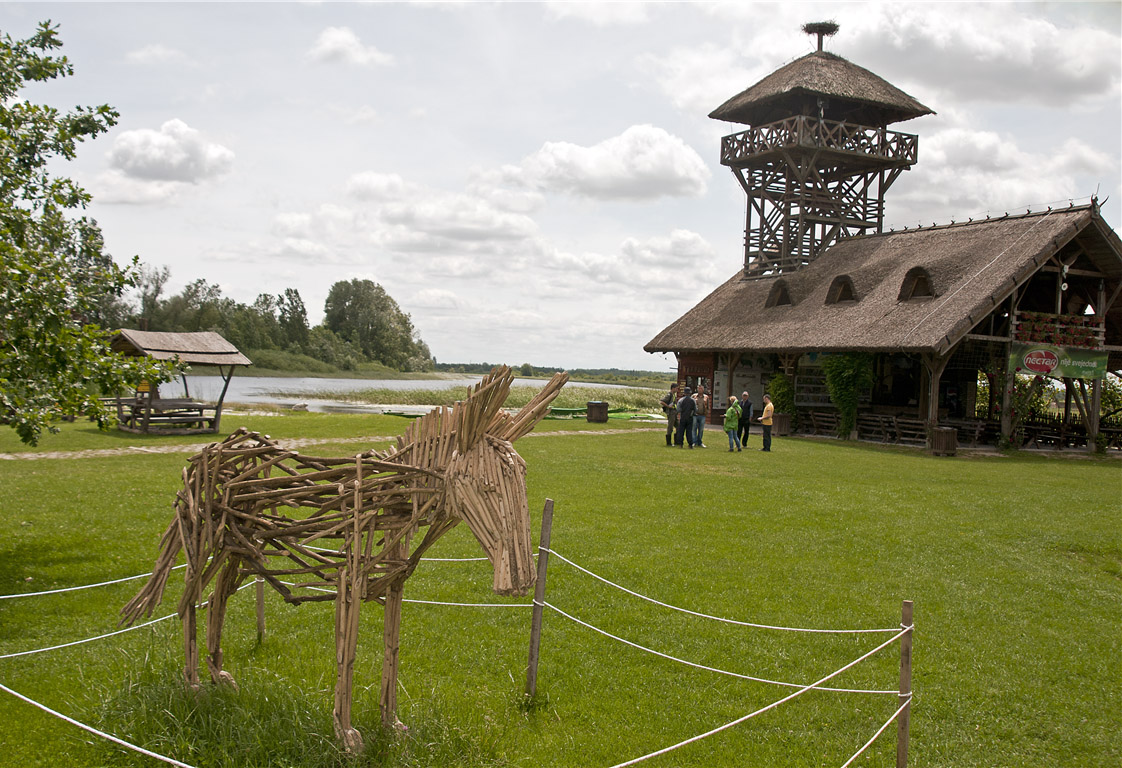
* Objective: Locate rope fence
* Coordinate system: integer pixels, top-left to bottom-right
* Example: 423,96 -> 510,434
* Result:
544,547 -> 899,634
1,501 -> 915,767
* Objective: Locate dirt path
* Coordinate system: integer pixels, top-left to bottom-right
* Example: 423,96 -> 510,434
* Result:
0,428 -> 663,461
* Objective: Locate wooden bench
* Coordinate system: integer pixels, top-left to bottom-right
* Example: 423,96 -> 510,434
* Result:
856,413 -> 895,442
117,398 -> 220,434
803,410 -> 839,437
893,417 -> 928,446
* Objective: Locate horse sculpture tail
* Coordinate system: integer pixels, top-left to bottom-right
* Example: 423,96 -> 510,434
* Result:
119,496 -> 185,627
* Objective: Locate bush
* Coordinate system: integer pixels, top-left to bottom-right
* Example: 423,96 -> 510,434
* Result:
821,353 -> 874,438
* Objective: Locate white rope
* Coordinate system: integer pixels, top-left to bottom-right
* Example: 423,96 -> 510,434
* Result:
404,598 -> 532,608
544,548 -> 898,634
839,696 -> 912,768
0,581 -> 256,660
605,626 -> 911,768
0,612 -> 178,660
544,602 -> 898,695
0,681 -> 197,768
0,565 -> 187,600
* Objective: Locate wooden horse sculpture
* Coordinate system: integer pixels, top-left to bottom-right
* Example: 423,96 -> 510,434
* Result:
121,366 -> 567,752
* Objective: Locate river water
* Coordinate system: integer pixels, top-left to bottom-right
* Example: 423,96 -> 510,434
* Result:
166,375 -> 634,414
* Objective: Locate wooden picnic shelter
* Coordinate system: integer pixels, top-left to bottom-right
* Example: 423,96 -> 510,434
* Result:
645,24 -> 1121,451
109,330 -> 252,435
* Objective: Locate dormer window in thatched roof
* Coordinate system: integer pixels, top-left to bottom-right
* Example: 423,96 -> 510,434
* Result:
765,279 -> 793,308
826,275 -> 857,304
899,267 -> 935,301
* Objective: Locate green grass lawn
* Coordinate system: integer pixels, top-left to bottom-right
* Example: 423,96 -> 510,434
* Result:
0,417 -> 1118,767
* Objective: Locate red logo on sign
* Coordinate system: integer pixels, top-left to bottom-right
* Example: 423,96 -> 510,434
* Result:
1023,349 -> 1059,374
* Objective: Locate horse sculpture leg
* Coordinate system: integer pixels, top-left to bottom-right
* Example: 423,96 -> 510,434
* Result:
380,575 -> 405,729
333,565 -> 364,753
183,603 -> 200,691
205,557 -> 242,689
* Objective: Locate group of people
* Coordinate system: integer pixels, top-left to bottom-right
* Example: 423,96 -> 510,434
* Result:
661,383 -> 773,452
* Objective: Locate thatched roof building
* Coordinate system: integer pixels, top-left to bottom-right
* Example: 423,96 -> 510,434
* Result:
646,26 -> 1120,451
646,205 -> 1122,368
710,50 -> 933,127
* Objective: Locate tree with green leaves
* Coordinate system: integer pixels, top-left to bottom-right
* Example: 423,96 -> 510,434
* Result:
277,287 -> 309,351
0,22 -> 174,444
821,352 -> 875,439
323,278 -> 432,371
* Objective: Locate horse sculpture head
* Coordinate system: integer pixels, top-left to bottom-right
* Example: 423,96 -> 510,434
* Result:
414,366 -> 567,596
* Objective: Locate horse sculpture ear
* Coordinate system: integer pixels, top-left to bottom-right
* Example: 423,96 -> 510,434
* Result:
489,371 -> 569,443
455,366 -> 516,454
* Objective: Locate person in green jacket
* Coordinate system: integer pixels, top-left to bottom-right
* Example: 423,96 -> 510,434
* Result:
723,395 -> 742,452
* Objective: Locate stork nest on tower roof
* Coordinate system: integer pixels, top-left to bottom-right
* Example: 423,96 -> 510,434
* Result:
802,21 -> 840,38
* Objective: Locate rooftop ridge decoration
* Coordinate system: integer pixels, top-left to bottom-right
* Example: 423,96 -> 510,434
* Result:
869,199 -> 1096,238
120,366 -> 568,754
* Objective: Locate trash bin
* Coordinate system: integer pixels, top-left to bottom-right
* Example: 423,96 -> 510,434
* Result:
586,401 -> 608,423
930,426 -> 957,456
772,412 -> 791,436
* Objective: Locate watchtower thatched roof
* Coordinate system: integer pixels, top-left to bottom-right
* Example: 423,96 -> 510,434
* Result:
709,50 -> 934,127
111,330 -> 252,367
646,205 -> 1122,367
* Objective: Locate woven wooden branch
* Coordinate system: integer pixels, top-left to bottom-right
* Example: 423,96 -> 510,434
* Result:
121,366 -> 567,752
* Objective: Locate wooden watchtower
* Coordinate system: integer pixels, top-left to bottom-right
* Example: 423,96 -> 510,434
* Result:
710,22 -> 933,278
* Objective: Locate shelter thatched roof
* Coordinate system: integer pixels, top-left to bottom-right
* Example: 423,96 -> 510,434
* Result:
710,50 -> 933,127
646,205 -> 1122,365
111,330 -> 252,367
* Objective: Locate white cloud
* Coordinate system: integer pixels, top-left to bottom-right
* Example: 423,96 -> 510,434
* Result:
544,1 -> 650,26
638,44 -> 764,117
410,288 -> 463,309
343,105 -> 380,125
848,4 -> 1120,107
546,229 -> 718,298
346,172 -> 415,201
125,44 -> 191,65
307,27 -> 394,67
518,125 -> 710,200
108,119 -> 234,183
888,128 -> 1115,224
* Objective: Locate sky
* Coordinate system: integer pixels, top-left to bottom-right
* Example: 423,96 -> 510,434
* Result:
4,1 -> 1120,372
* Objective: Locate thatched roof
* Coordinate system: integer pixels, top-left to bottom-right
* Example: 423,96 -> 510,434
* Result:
646,206 -> 1122,364
710,50 -> 933,127
111,330 -> 252,366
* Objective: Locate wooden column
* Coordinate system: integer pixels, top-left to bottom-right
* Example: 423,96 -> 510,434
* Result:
897,600 -> 914,768
525,499 -> 555,698
921,351 -> 952,449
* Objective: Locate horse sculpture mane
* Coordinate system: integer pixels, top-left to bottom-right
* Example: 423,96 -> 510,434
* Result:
120,366 -> 567,752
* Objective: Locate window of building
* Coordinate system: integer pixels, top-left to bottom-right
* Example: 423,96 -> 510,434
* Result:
899,267 -> 934,301
765,279 -> 793,308
826,275 -> 857,304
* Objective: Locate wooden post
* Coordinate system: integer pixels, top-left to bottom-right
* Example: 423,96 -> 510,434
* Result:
897,600 -> 914,768
525,499 -> 555,698
255,576 -> 266,641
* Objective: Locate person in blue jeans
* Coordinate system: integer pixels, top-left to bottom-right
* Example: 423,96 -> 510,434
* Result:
693,384 -> 710,448
723,395 -> 742,452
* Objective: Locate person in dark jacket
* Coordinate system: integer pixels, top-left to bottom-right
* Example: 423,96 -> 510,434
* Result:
660,383 -> 679,446
674,387 -> 696,447
737,390 -> 753,446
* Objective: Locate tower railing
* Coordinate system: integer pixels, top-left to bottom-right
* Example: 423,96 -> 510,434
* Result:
721,116 -> 918,169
